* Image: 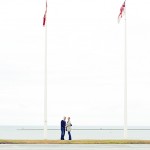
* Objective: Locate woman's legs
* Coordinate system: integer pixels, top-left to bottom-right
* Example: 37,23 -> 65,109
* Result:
68,131 -> 72,140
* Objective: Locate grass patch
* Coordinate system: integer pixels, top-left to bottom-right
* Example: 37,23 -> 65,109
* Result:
1,140 -> 150,144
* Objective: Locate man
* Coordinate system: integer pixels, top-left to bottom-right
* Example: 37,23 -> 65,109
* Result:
60,116 -> 66,140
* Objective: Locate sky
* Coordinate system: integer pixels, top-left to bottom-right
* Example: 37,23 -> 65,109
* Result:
0,0 -> 150,126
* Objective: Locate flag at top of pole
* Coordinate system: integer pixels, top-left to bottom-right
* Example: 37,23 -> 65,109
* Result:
43,1 -> 47,26
118,1 -> 126,23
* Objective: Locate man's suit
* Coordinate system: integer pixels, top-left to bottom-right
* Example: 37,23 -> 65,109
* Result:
60,119 -> 66,140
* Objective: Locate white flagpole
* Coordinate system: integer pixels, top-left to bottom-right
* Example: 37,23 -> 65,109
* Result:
44,0 -> 48,140
124,2 -> 128,139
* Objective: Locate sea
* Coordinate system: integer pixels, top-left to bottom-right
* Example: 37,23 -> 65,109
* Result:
0,126 -> 150,140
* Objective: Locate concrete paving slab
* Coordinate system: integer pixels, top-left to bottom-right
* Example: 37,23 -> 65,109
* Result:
0,144 -> 150,150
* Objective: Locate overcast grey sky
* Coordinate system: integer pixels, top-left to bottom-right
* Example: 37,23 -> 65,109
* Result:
0,0 -> 150,126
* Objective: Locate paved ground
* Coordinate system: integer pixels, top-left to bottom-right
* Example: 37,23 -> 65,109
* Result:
0,144 -> 150,150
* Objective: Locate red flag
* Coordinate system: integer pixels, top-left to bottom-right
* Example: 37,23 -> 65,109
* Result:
43,1 -> 47,26
118,1 -> 125,23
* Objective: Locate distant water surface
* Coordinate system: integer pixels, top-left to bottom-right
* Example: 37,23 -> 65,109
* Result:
0,126 -> 150,140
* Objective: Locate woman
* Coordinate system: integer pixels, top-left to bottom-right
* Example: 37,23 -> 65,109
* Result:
66,117 -> 72,140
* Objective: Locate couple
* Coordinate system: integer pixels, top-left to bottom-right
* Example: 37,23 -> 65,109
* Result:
60,116 -> 72,140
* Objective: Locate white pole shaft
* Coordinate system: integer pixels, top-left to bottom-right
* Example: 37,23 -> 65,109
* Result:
124,6 -> 128,139
44,12 -> 48,140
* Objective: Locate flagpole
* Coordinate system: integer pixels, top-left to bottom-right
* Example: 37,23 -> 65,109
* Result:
44,0 -> 48,140
124,2 -> 128,139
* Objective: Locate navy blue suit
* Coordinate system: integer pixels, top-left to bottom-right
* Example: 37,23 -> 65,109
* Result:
60,120 -> 66,140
